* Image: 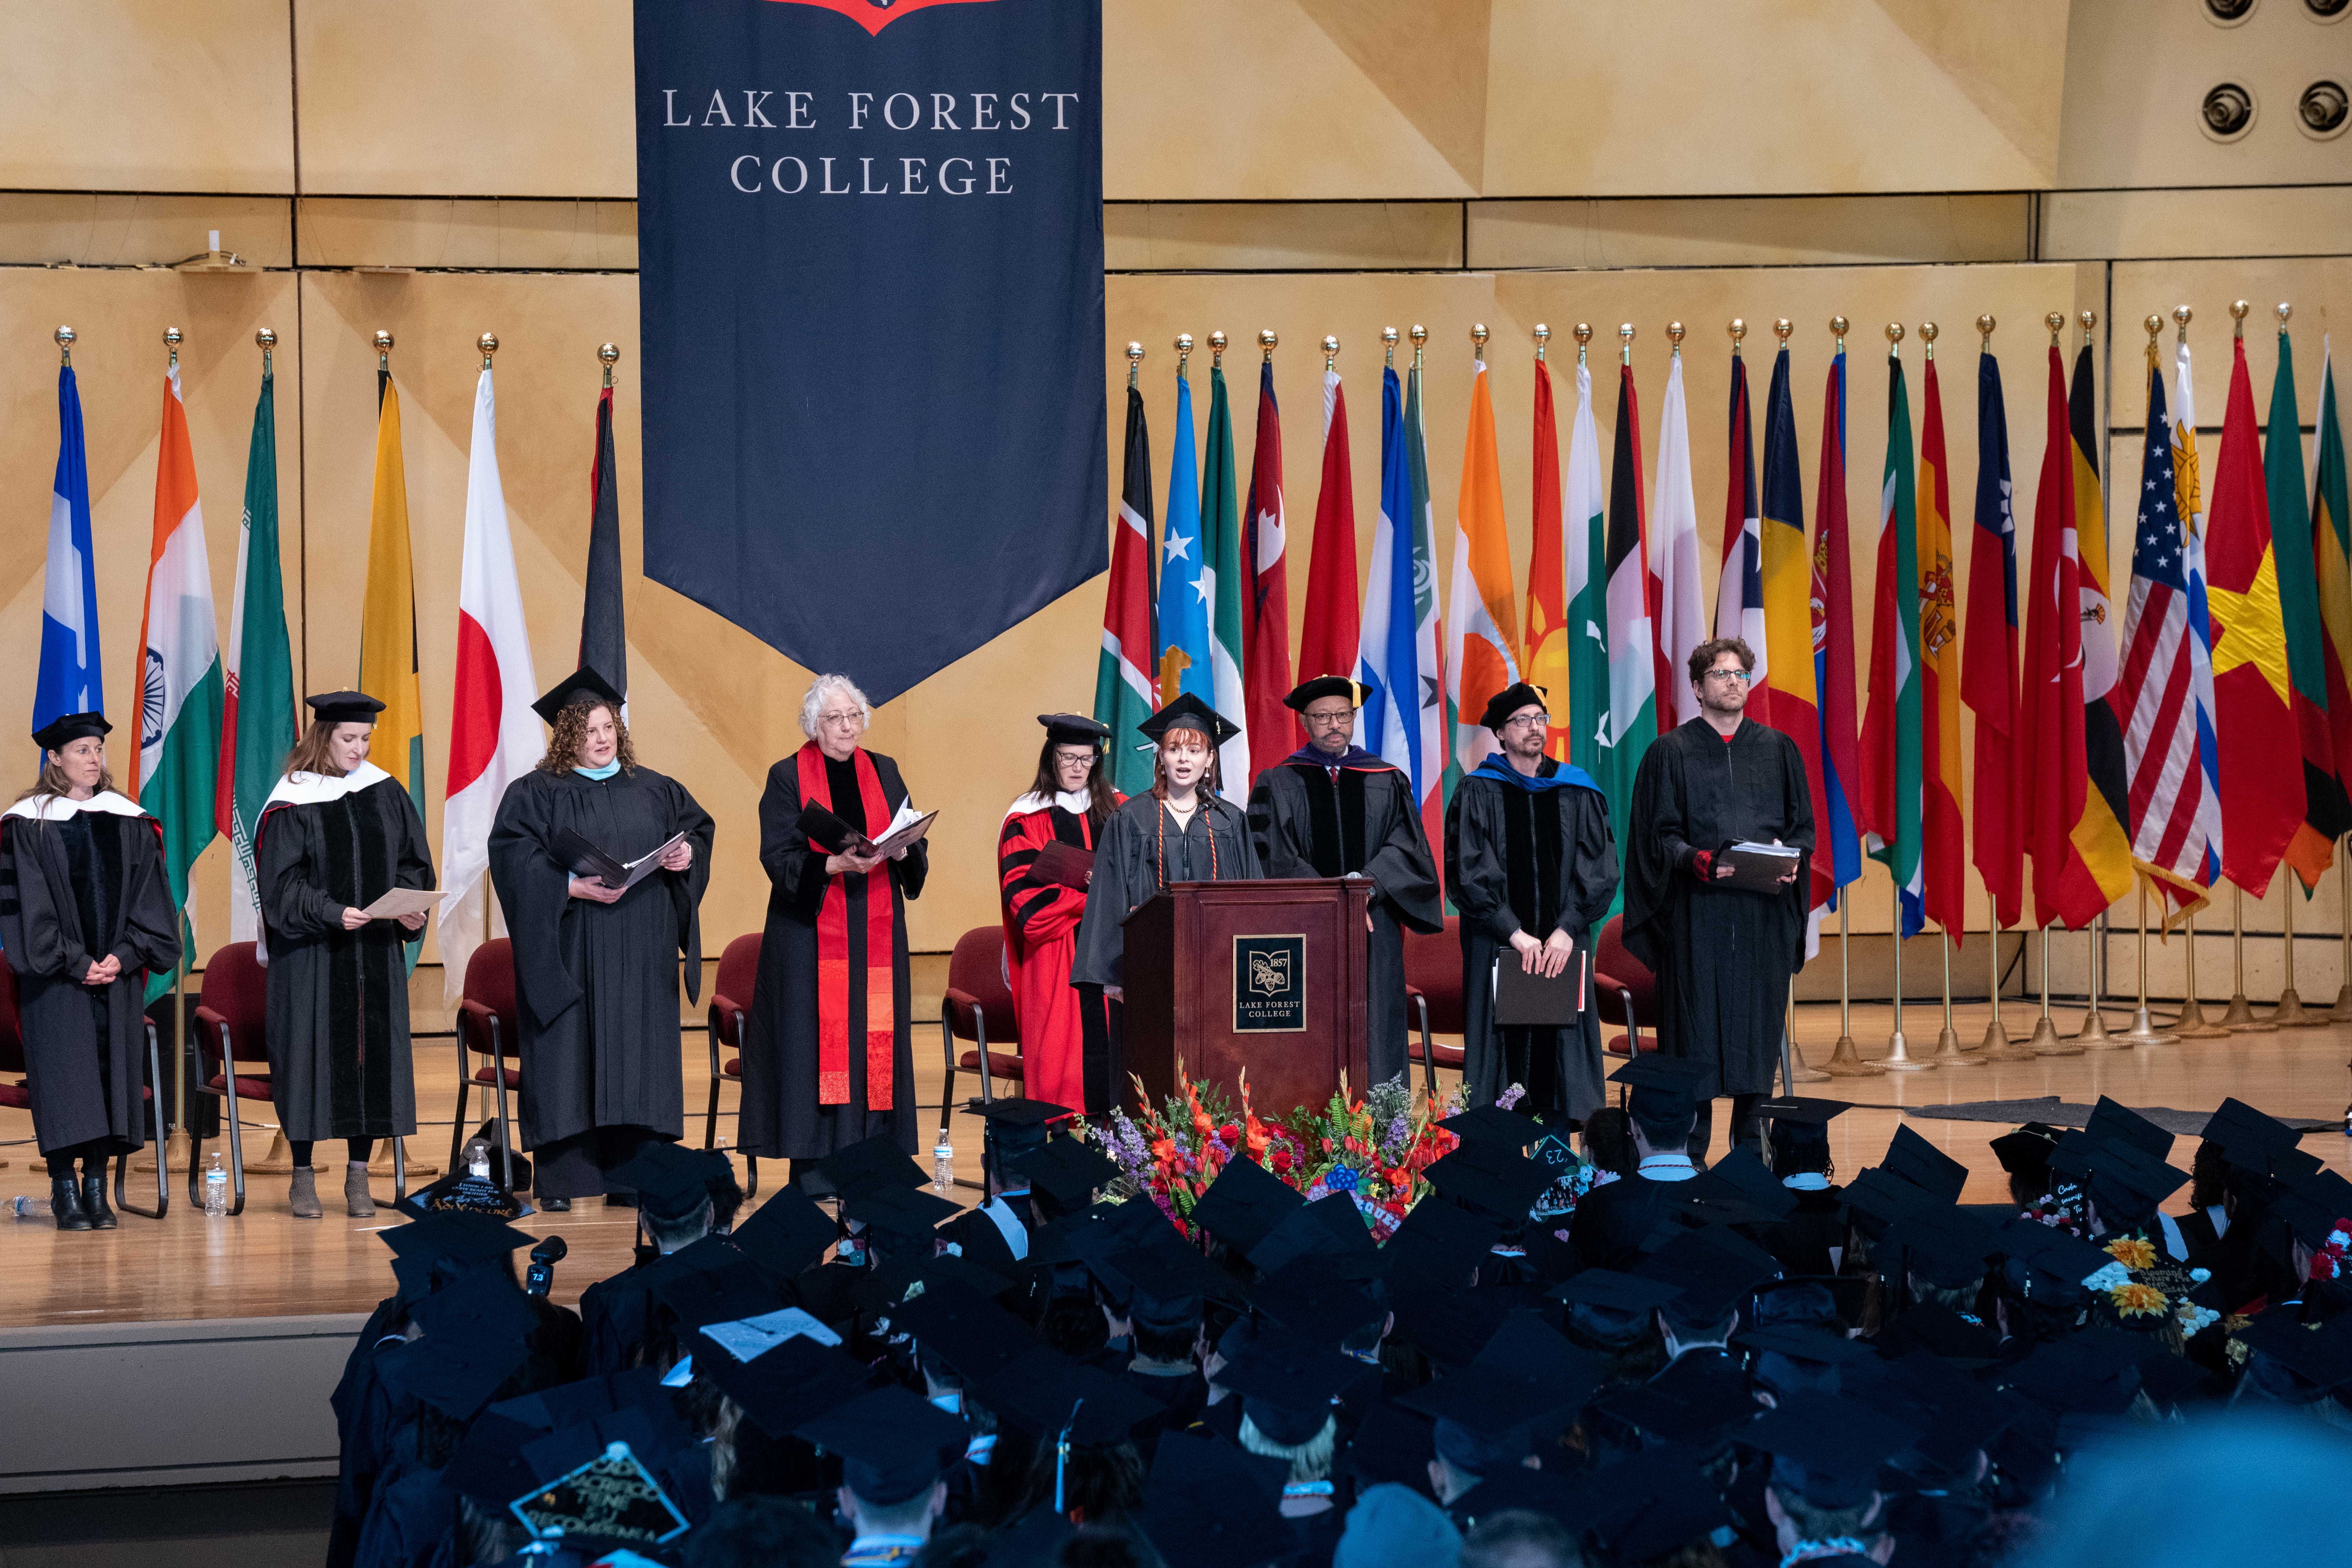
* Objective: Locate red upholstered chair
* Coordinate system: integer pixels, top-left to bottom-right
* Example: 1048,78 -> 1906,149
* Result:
703,932 -> 762,1198
1593,915 -> 1664,1080
0,954 -> 169,1218
187,941 -> 276,1215
454,938 -> 520,1191
1402,916 -> 1466,1099
939,927 -> 1020,1189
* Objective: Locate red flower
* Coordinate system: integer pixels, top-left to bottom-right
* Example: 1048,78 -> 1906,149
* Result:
1272,1151 -> 1293,1173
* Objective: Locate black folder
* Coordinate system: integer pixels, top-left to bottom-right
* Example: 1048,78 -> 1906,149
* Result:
1493,950 -> 1587,1026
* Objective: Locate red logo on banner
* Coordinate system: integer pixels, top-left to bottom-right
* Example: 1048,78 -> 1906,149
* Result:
768,0 -> 999,36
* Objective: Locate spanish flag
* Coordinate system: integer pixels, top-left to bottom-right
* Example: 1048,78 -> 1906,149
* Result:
361,365 -> 428,959
1919,350 -> 1966,939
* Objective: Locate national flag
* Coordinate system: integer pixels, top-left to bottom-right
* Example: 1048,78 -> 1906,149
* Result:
1962,348 -> 2024,928
440,364 -> 541,1004
1526,345 -> 1572,762
1155,367 -> 1209,716
1757,344 -> 1831,913
131,354 -> 225,1000
1603,362 -> 1657,860
2069,342 -> 2137,910
1357,354 -> 1447,878
1651,346 -> 1705,726
1918,350 -> 1965,938
1565,353 -> 1610,788
1405,348 -> 1450,858
36,358 -> 102,733
2117,345 -> 2220,916
1095,380 -> 1157,797
1296,363 -> 1360,704
1814,348 -> 1864,900
1859,345 -> 1923,935
1445,353 -> 1519,784
1241,359 -> 1292,776
362,367 -> 428,967
2265,326 -> 2349,890
2020,344 -> 2105,930
2317,339 -> 2352,819
1718,347 -> 1767,701
1202,362 -> 1252,802
581,378 -> 629,710
2169,333 -> 2226,911
2206,331 -> 2303,896
220,352 -> 297,943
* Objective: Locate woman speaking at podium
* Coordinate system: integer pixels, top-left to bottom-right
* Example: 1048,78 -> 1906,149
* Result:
488,668 -> 713,1211
1072,693 -> 1261,1004
0,712 -> 180,1231
740,673 -> 929,1170
256,693 -> 435,1220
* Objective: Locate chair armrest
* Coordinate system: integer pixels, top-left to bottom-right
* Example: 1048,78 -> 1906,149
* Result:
1592,971 -> 1639,1036
943,986 -> 982,1035
191,1005 -> 237,1072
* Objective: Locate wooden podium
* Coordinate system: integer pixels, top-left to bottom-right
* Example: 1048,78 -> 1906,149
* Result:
1121,878 -> 1370,1118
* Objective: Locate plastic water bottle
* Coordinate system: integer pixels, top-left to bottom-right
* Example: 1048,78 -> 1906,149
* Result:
203,1153 -> 229,1216
9,1195 -> 51,1218
933,1132 -> 954,1192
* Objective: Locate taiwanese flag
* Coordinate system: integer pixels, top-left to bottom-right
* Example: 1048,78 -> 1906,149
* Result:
1296,362 -> 1360,704
1242,358 -> 1293,777
1814,347 -> 1863,902
1962,349 -> 2024,929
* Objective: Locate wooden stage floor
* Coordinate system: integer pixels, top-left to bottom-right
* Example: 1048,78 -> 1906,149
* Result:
2,998 -> 2347,1330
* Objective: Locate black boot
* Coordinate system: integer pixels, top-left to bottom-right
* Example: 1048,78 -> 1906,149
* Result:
52,1174 -> 90,1231
81,1172 -> 117,1230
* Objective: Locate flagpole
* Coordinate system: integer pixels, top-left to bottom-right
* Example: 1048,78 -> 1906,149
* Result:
2272,879 -> 2322,1025
2078,913 -> 2122,1049
2337,836 -> 2352,1020
1823,903 -> 1878,1075
1982,916 -> 2035,1058
2221,886 -> 2273,1030
2122,876 -> 2176,1045
2027,924 -> 2075,1053
2175,904 -> 2229,1038
1928,927 -> 1979,1067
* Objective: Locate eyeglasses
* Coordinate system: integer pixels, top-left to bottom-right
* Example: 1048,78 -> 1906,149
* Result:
817,710 -> 864,728
1053,748 -> 1097,766
1502,712 -> 1550,729
1703,668 -> 1751,684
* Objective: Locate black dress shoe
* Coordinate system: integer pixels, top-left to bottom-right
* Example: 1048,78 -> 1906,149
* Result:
52,1174 -> 90,1232
604,1192 -> 638,1209
541,1196 -> 571,1212
80,1173 -> 117,1230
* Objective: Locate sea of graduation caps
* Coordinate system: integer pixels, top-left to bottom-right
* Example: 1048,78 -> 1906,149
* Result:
330,1053 -> 2352,1568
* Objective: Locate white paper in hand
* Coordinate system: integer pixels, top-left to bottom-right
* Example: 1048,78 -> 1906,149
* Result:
699,1305 -> 842,1362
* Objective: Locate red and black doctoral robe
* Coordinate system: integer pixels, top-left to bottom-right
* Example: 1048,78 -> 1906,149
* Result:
997,789 -> 1121,1115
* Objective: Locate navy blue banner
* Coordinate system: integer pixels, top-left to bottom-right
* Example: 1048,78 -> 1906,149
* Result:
633,0 -> 1106,704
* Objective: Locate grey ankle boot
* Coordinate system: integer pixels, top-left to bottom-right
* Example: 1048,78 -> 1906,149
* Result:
345,1164 -> 376,1218
290,1166 -> 322,1219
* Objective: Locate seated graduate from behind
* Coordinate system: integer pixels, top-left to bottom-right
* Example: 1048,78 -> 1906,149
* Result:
999,714 -> 1123,1116
1246,675 -> 1443,1089
1071,693 -> 1261,1003
488,667 -> 713,1210
1757,1097 -> 1855,1276
575,1141 -> 737,1376
1570,1054 -> 1712,1271
1443,682 -> 1619,1122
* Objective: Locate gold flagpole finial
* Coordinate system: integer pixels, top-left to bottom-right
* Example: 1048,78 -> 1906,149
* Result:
1831,316 -> 1848,352
2045,311 -> 2067,343
1410,325 -> 1426,372
1667,321 -> 1685,355
1175,333 -> 1194,377
1208,330 -> 1227,368
1977,314 -> 1996,351
1533,323 -> 1548,363
1322,336 -> 1338,372
1382,327 -> 1398,367
256,327 -> 276,367
1619,323 -> 1634,365
599,342 -> 619,388
2230,300 -> 2249,339
1774,319 -> 1793,345
1259,328 -> 1278,361
2174,305 -> 2193,343
1728,319 -> 1746,353
478,332 -> 498,370
1470,323 -> 1488,360
1920,320 -> 1938,360
2080,308 -> 2097,346
374,329 -> 394,371
54,325 -> 74,365
163,326 -> 182,369
1575,323 -> 1592,366
2276,301 -> 2293,329
1126,341 -> 1144,389
2144,314 -> 2164,344
1886,321 -> 1904,359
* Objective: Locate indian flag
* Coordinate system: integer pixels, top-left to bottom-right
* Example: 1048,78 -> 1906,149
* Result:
130,358 -> 224,998
1446,353 -> 1519,782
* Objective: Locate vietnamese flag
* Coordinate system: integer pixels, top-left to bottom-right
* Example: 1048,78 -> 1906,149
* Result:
1962,348 -> 2024,929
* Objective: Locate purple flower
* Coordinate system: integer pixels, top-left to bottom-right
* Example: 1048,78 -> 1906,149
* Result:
1496,1084 -> 1526,1111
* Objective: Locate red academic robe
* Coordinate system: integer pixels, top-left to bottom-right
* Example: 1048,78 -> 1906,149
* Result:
998,792 -> 1120,1112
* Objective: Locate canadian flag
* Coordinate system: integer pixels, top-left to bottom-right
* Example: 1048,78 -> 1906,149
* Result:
440,364 -> 540,1003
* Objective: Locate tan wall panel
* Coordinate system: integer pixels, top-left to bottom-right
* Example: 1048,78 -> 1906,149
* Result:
2059,0 -> 2352,191
1482,0 -> 2067,197
2108,259 -> 2347,428
0,196 -> 292,270
294,0 -> 634,198
0,0 -> 294,194
1468,196 -> 2032,272
1105,202 -> 1462,272
2044,187 -> 2352,264
295,199 -> 639,271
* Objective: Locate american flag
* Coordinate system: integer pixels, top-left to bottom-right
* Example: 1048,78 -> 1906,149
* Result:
2114,354 -> 2221,910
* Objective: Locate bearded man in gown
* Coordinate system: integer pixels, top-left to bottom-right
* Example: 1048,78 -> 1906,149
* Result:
998,713 -> 1121,1115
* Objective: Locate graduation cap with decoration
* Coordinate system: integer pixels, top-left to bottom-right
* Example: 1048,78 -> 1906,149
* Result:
508,1438 -> 692,1549
1989,1122 -> 2065,1184
696,1332 -> 871,1438
2047,1133 -> 2190,1227
1188,1154 -> 1307,1258
1994,1214 -> 2114,1304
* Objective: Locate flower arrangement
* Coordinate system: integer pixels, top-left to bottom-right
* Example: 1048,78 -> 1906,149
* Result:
1103,1059 -> 1256,1236
2307,1218 -> 2352,1283
2082,1229 -> 2219,1344
1272,1071 -> 1467,1240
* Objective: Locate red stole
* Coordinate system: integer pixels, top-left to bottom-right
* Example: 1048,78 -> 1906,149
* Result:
797,743 -> 897,1108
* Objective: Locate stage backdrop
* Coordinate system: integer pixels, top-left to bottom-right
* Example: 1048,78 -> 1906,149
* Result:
633,0 -> 1107,704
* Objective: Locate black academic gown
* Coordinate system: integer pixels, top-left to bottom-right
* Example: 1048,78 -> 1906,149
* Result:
1072,791 -> 1263,990
0,796 -> 179,1156
1248,748 -> 1443,1088
739,746 -> 927,1161
1622,718 -> 1815,1100
1570,1168 -> 1701,1272
1766,1185 -> 1848,1277
1443,758 -> 1619,1122
258,771 -> 437,1141
488,766 -> 713,1183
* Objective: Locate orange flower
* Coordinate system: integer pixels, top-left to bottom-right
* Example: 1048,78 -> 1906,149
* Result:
2105,1236 -> 2159,1271
2111,1281 -> 2169,1318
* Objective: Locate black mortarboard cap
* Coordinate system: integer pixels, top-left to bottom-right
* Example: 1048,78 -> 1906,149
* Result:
529,666 -> 622,725
1247,1258 -> 1384,1344
2048,1134 -> 2189,1218
1473,1309 -> 1603,1409
1990,1123 -> 2063,1177
809,1133 -> 931,1200
1850,1352 -> 2023,1476
1219,1324 -> 1359,1445
1479,681 -> 1549,732
1686,1146 -> 1800,1220
1188,1155 -> 1305,1257
1586,1447 -> 1737,1562
1592,1366 -> 1761,1451
1283,675 -> 1365,712
1884,1204 -> 2005,1288
1995,1216 -> 2112,1295
1008,1136 -> 1120,1214
1882,1125 -> 1970,1204
1037,713 -> 1111,748
1841,1165 -> 1939,1223
651,1259 -> 787,1335
379,1330 -> 532,1421
978,1096 -> 1075,1145
1734,1323 -> 1875,1365
1385,1193 -> 1500,1284
1137,692 -> 1240,747
303,691 -> 386,726
842,1183 -> 963,1239
2200,1097 -> 2301,1164
2083,1096 -> 2174,1162
796,1386 -> 966,1506
1635,1228 -> 1781,1315
1136,1430 -> 1298,1568
1248,1190 -> 1379,1274
511,1426 -> 690,1547
608,1140 -> 721,1221
410,1268 -> 537,1346
1438,1104 -> 1539,1155
30,711 -> 109,752
853,1249 -> 1015,1314
1421,1149 -> 1554,1223
695,1332 -> 869,1437
1745,1391 -> 1920,1510
1754,1275 -> 1869,1328
978,1345 -> 1163,1447
1757,1097 -> 1853,1126
378,1210 -> 538,1264
729,1187 -> 838,1281
2237,1310 -> 2352,1393
1105,1245 -> 1210,1326
1609,1053 -> 1708,1123
2269,1169 -> 2352,1249
1395,1351 -> 1586,1440
1549,1267 -> 1683,1313
440,1413 -> 540,1505
891,1282 -> 1044,1384
1997,1329 -> 2152,1416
